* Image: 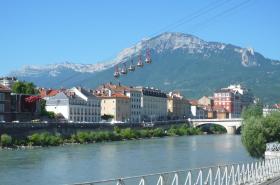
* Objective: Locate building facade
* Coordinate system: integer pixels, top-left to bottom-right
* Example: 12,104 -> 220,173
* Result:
213,89 -> 241,118
46,87 -> 101,122
167,91 -> 191,120
198,96 -> 213,107
10,94 -> 41,121
135,87 -> 167,121
0,77 -> 17,89
214,84 -> 254,118
95,83 -> 141,122
0,85 -> 11,122
100,93 -> 131,122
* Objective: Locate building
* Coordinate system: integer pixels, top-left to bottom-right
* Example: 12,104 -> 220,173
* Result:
95,83 -> 141,122
198,96 -> 213,107
223,84 -> 254,109
214,84 -> 254,118
135,87 -> 168,121
10,94 -> 41,121
0,77 -> 17,89
0,84 -> 11,122
100,93 -> 130,122
46,87 -> 101,122
213,89 -> 241,118
189,100 -> 207,119
167,91 -> 191,120
263,104 -> 280,117
125,89 -> 142,122
39,88 -> 61,100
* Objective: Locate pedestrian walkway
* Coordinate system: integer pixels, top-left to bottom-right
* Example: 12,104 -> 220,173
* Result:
260,177 -> 280,185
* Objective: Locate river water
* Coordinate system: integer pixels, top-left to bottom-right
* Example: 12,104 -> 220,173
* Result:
0,135 -> 254,185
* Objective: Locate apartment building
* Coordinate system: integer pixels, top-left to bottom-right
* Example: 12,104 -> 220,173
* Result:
0,84 -> 11,122
100,93 -> 130,122
214,84 -> 254,118
135,87 -> 168,121
167,91 -> 191,119
95,83 -> 141,122
223,84 -> 254,109
46,87 -> 101,122
0,77 -> 17,89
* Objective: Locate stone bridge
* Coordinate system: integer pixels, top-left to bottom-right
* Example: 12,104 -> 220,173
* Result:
189,118 -> 243,134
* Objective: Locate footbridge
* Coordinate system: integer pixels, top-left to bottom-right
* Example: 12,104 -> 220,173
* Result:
189,118 -> 243,134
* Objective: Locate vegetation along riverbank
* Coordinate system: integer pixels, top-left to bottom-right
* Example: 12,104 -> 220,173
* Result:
242,103 -> 280,158
0,125 -> 203,148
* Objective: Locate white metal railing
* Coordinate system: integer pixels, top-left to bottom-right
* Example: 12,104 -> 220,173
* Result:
71,158 -> 280,185
266,142 -> 280,152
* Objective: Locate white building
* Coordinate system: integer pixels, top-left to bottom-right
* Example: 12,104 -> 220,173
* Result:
124,89 -> 142,122
0,77 -> 17,89
46,87 -> 101,122
135,87 -> 168,121
190,105 -> 207,119
263,104 -> 280,117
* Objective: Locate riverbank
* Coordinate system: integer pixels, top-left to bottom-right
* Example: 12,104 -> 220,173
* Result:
0,125 -> 203,148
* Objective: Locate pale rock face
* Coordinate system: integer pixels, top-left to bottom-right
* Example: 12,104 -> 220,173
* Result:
241,48 -> 257,67
11,32 -> 263,77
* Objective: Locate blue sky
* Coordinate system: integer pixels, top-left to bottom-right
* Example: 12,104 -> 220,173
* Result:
0,0 -> 279,75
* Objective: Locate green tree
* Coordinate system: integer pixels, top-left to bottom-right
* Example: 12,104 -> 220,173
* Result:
40,99 -> 55,119
241,103 -> 263,120
241,117 -> 266,158
12,81 -> 37,94
241,105 -> 280,158
101,114 -> 114,121
1,134 -> 13,147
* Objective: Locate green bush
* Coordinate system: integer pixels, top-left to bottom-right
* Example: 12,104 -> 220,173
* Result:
139,129 -> 151,138
120,128 -> 136,139
151,128 -> 166,137
27,133 -> 62,146
1,134 -> 12,147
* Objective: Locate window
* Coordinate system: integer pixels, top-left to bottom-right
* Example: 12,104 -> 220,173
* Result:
0,104 -> 4,112
0,93 -> 4,101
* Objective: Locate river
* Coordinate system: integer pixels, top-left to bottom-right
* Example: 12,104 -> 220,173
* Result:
0,135 -> 254,185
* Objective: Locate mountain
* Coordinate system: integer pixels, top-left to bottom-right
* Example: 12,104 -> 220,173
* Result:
10,32 -> 280,103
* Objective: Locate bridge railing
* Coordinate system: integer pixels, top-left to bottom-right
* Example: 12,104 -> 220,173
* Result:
266,142 -> 280,152
71,158 -> 280,185
190,118 -> 243,122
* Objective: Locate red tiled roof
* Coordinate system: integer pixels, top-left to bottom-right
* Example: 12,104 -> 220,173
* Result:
100,93 -> 129,99
273,104 -> 280,109
189,99 -> 198,106
39,89 -> 60,97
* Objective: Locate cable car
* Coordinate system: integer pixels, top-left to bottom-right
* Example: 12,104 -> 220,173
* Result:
137,52 -> 144,67
114,65 -> 120,78
145,48 -> 152,64
128,59 -> 135,71
121,63 -> 127,75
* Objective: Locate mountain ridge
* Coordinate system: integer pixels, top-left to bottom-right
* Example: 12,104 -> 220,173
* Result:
9,32 -> 280,103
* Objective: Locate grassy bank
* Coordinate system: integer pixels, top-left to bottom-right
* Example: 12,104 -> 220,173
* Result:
0,125 -> 203,148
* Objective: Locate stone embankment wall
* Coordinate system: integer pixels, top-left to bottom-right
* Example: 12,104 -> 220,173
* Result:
0,121 -> 186,138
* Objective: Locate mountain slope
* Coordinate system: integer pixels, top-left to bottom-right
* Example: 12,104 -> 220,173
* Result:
11,32 -> 280,103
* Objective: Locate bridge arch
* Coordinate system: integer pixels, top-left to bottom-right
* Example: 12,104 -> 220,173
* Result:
195,122 -> 227,133
193,122 -> 237,134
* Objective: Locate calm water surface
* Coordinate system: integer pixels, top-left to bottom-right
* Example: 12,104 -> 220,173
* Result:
0,135 -> 254,185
